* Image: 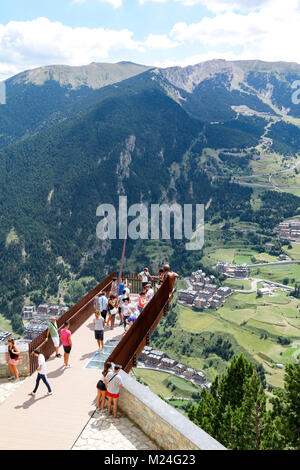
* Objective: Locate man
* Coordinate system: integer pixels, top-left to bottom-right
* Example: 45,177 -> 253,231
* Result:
138,268 -> 152,289
93,311 -> 104,351
104,365 -> 123,418
98,291 -> 108,323
117,290 -> 127,326
46,317 -> 61,358
121,298 -> 131,331
60,321 -> 72,369
28,350 -> 52,397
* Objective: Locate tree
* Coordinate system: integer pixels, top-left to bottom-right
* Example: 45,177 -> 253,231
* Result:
189,355 -> 272,449
269,363 -> 300,449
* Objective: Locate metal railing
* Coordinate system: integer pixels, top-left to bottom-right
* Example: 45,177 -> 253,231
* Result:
105,273 -> 177,373
113,271 -> 158,294
28,271 -> 175,375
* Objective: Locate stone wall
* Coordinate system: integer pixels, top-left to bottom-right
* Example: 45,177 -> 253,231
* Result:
0,342 -> 30,378
118,370 -> 226,451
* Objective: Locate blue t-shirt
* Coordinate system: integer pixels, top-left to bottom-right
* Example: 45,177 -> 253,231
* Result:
118,282 -> 125,295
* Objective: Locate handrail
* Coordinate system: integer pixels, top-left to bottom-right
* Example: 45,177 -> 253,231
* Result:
105,273 -> 177,373
28,272 -> 115,374
28,270 -> 177,375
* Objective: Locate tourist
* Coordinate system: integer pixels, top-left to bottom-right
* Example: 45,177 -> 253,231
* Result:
121,298 -> 131,331
60,321 -> 72,369
46,317 -> 61,358
137,291 -> 146,314
6,338 -> 20,381
156,268 -> 164,289
107,294 -> 118,330
96,362 -> 112,413
118,289 -> 128,326
145,283 -> 154,303
124,282 -> 131,300
127,304 -> 140,326
93,294 -> 101,316
104,364 -> 123,418
118,280 -> 125,296
93,311 -> 104,351
138,268 -> 153,289
28,350 -> 52,397
98,291 -> 108,324
111,277 -> 118,297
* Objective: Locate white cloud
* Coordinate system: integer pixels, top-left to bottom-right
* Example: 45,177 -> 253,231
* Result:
169,0 -> 300,63
73,0 -> 123,8
0,17 -> 142,79
139,0 -> 271,12
144,33 -> 179,49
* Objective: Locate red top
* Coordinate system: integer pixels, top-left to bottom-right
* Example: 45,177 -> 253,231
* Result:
60,329 -> 71,346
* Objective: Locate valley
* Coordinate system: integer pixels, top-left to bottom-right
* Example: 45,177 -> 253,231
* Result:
1,58 -> 300,397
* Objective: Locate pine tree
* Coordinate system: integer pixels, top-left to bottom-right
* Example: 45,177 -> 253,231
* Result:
188,355 -> 270,450
270,363 -> 300,449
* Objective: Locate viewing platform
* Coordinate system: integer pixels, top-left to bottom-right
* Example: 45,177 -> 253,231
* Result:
0,272 -> 225,451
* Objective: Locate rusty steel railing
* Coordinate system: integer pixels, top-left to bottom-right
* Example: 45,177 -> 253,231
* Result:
105,273 -> 177,373
29,272 -> 115,374
113,271 -> 158,294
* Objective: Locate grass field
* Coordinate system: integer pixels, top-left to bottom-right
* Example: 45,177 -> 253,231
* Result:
223,279 -> 252,290
133,368 -> 202,399
250,263 -> 300,285
176,289 -> 300,388
283,242 -> 300,260
0,314 -> 14,334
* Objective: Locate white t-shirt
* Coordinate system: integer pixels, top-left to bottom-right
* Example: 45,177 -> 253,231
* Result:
38,354 -> 46,375
146,288 -> 154,301
139,271 -> 150,282
122,304 -> 131,317
124,287 -> 130,297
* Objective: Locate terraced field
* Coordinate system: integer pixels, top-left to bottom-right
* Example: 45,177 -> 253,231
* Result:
176,290 -> 300,388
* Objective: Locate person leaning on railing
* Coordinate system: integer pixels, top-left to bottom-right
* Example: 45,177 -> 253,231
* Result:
104,364 -> 123,418
45,317 -> 62,358
96,362 -> 112,413
6,338 -> 20,381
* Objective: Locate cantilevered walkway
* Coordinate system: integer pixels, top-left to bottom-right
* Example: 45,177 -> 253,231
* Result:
0,313 -> 156,450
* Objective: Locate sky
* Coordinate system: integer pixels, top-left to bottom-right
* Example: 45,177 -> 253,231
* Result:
0,0 -> 300,80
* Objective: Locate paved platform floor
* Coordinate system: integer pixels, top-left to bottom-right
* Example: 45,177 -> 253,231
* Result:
73,411 -> 158,450
0,302 -> 154,450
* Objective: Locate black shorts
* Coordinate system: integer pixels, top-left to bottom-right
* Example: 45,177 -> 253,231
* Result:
101,310 -> 107,321
118,306 -> 122,314
95,330 -> 104,341
142,282 -> 148,289
97,379 -> 106,391
63,345 -> 72,354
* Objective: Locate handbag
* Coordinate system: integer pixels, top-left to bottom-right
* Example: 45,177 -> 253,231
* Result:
110,307 -> 117,315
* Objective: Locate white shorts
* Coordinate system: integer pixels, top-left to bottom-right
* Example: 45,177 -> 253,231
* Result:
52,336 -> 60,348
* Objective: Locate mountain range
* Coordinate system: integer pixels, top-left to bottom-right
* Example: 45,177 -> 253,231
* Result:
1,59 -> 300,330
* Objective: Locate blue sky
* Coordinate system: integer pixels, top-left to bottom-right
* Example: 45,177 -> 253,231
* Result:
0,0 -> 300,80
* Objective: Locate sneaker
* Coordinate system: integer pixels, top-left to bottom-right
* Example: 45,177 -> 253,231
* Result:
56,354 -> 62,358
47,391 -> 53,396
64,364 -> 71,369
8,376 -> 15,381
28,392 -> 35,397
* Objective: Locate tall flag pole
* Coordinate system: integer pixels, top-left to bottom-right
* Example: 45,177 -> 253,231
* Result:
118,235 -> 127,289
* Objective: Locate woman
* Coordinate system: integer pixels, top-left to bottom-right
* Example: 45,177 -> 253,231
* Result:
96,362 -> 112,413
60,321 -> 72,369
7,338 -> 20,380
107,294 -> 118,330
137,291 -> 146,314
